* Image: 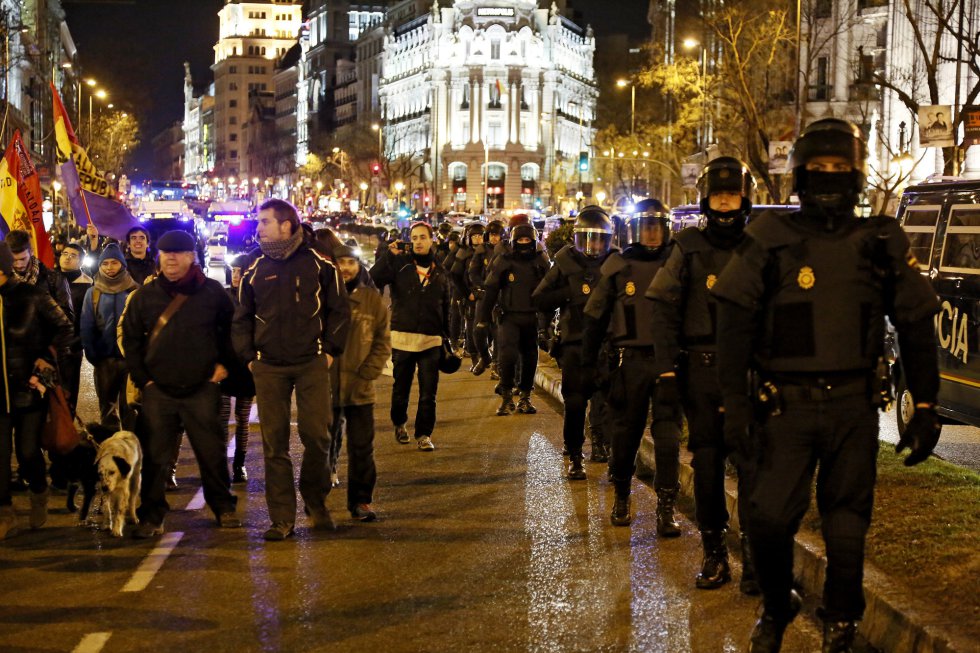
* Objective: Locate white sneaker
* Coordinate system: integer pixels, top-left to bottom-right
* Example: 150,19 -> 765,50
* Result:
417,436 -> 435,452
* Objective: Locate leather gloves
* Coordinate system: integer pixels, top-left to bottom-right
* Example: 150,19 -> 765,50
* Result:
896,406 -> 941,466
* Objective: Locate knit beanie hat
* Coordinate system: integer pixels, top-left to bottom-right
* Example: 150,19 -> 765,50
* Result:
98,243 -> 127,268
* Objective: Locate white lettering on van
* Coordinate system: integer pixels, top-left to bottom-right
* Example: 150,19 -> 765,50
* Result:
934,300 -> 969,364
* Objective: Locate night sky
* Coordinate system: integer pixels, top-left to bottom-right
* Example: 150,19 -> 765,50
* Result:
63,0 -> 650,175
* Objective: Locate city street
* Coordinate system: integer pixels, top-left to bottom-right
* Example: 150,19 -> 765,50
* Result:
0,365 -> 828,653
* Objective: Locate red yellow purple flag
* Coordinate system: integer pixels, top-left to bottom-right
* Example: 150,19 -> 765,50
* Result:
51,82 -> 113,198
0,131 -> 54,266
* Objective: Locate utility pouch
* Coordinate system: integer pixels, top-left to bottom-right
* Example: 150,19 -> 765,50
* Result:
755,380 -> 783,418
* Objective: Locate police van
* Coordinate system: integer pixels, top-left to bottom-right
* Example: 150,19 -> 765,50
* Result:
895,177 -> 980,433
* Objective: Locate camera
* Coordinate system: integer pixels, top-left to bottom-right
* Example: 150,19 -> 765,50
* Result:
397,241 -> 411,253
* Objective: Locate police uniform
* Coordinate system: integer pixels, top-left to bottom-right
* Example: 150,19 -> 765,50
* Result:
713,171 -> 942,653
450,243 -> 478,364
468,241 -> 497,372
583,241 -> 682,532
478,230 -> 550,413
533,244 -> 612,466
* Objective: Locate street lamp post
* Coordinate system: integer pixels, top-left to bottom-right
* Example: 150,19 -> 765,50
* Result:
616,79 -> 636,136
89,88 -> 107,145
682,38 -> 708,153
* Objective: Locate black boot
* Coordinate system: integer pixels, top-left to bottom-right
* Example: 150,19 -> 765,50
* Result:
822,620 -> 857,653
749,590 -> 802,653
590,441 -> 609,463
566,454 -> 586,480
232,450 -> 247,483
695,530 -> 731,589
655,488 -> 681,537
610,492 -> 631,526
496,390 -> 515,416
739,532 -> 761,595
516,390 -> 537,414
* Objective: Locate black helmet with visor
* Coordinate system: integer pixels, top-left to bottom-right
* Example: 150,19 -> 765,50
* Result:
573,205 -> 614,258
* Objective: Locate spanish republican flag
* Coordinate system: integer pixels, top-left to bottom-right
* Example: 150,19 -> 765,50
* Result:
0,131 -> 54,266
51,82 -> 113,199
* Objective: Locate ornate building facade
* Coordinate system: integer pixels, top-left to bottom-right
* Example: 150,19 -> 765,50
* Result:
379,0 -> 596,211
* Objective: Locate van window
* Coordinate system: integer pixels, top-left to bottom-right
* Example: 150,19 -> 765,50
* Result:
902,205 -> 940,271
939,204 -> 980,274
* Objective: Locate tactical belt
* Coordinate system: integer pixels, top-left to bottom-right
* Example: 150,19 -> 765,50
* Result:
776,378 -> 868,402
618,346 -> 657,360
684,351 -> 716,367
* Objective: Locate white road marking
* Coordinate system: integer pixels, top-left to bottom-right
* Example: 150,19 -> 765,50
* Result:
71,632 -> 111,653
184,487 -> 206,511
121,532 -> 184,592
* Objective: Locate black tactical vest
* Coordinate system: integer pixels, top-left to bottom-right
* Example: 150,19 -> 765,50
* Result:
674,228 -> 734,352
760,218 -> 886,372
603,247 -> 669,348
498,252 -> 549,314
554,245 -> 604,343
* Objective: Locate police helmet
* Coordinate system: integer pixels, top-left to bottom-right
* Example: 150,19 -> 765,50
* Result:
789,118 -> 868,194
697,157 -> 755,216
628,198 -> 671,248
486,220 -> 505,239
437,221 -> 454,239
463,222 -> 486,248
573,205 -> 614,258
387,227 -> 400,242
511,223 -> 538,243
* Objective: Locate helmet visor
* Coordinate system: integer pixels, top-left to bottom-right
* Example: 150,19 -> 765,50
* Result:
573,230 -> 612,257
628,215 -> 669,247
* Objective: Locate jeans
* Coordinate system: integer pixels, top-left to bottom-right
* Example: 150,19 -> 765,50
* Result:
252,355 -> 333,525
0,408 -> 47,505
137,382 -> 237,526
331,403 -> 377,509
390,346 -> 441,438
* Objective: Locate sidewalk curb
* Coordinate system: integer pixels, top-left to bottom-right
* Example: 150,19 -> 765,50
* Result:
533,356 -> 971,653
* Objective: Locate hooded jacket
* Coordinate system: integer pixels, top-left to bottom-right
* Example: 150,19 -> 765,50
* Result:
330,281 -> 391,406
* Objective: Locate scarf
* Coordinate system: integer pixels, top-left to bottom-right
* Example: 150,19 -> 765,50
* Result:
158,264 -> 207,296
259,226 -> 304,261
63,269 -> 83,283
345,277 -> 360,295
94,270 -> 138,294
412,250 -> 435,267
16,256 -> 40,285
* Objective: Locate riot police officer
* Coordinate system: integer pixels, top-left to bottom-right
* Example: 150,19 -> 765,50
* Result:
434,221 -> 455,267
583,199 -> 682,532
451,223 -> 486,371
712,119 -> 941,653
469,220 -> 505,377
477,223 -> 550,415
533,206 -> 615,479
646,157 -> 759,593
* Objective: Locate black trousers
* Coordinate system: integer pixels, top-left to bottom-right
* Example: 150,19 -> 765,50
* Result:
607,354 -> 681,495
498,314 -> 538,392
462,300 -> 478,357
330,403 -> 377,509
390,347 -> 441,437
93,357 -> 132,430
449,296 -> 463,344
559,344 -> 607,455
137,383 -> 237,526
749,393 -> 878,621
681,358 -> 754,533
62,351 -> 83,413
0,407 -> 46,505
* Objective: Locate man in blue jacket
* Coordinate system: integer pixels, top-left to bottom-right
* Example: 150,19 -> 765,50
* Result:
233,199 -> 351,542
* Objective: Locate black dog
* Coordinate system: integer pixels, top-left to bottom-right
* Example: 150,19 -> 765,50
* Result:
50,423 -> 119,521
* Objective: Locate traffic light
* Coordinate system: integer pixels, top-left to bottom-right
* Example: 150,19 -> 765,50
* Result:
579,151 -> 589,172
372,163 -> 380,176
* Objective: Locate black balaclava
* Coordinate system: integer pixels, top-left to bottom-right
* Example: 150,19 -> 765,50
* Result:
797,168 -> 861,231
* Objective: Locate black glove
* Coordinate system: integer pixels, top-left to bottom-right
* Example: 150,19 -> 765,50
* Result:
896,406 -> 941,466
723,394 -> 755,462
656,374 -> 680,408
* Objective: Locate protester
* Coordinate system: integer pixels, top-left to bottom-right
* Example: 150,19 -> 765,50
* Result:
330,245 -> 391,522
0,242 -> 74,539
57,243 -> 92,412
81,244 -> 139,430
370,221 -> 451,452
220,264 -> 255,483
233,199 -> 350,542
7,229 -> 73,324
78,223 -> 109,275
121,230 -> 242,538
124,226 -> 156,285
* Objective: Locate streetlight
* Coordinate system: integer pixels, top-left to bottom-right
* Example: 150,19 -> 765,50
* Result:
89,88 -> 107,143
596,190 -> 606,207
683,38 -> 709,152
616,79 -> 636,136
394,181 -> 404,208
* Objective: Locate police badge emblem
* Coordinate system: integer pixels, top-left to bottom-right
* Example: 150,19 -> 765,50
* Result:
508,272 -> 515,282
582,283 -> 591,295
706,274 -> 717,289
625,281 -> 636,296
797,266 -> 815,290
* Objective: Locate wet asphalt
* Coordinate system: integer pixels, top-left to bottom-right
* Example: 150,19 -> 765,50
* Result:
0,363 -> 832,653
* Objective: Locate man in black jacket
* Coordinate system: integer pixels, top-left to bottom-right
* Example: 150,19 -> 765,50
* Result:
7,229 -> 73,324
370,221 -> 450,452
0,242 -> 74,539
124,226 -> 157,285
121,230 -> 242,539
233,199 -> 350,541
